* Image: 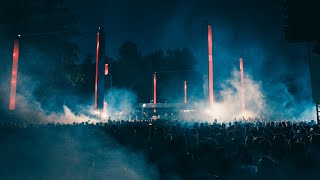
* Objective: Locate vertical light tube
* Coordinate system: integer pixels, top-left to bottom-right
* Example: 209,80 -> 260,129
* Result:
94,32 -> 100,109
208,25 -> 214,105
105,64 -> 109,75
153,73 -> 157,104
9,39 -> 19,110
184,80 -> 187,104
240,58 -> 245,115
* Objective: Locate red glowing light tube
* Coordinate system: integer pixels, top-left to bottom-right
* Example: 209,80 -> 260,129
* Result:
240,58 -> 245,114
153,73 -> 157,104
94,32 -> 100,109
9,39 -> 19,110
105,64 -> 109,75
208,25 -> 214,105
184,80 -> 187,104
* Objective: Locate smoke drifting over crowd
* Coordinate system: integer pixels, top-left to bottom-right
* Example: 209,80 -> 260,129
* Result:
203,69 -> 265,122
0,122 -> 158,179
104,88 -> 138,119
0,55 -> 314,124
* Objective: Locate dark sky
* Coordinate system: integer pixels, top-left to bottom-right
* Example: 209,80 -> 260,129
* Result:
68,0 -> 287,57
67,0 -> 310,85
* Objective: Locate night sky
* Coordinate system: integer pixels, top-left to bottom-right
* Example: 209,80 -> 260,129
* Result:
69,0 -> 309,69
71,0 -> 290,57
68,0 -> 292,55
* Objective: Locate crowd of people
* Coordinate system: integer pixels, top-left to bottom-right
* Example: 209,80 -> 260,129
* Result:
1,118 -> 320,179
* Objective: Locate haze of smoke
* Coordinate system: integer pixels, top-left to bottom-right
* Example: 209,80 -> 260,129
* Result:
194,63 -> 316,123
0,77 -> 158,179
297,104 -> 317,122
9,90 -> 95,124
0,124 -> 158,180
10,96 -> 102,126
13,90 -> 136,124
263,79 -> 315,121
196,69 -> 265,122
104,88 -> 138,120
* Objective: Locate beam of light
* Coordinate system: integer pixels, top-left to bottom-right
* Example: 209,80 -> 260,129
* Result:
9,39 -> 19,110
153,73 -> 157,104
240,58 -> 245,115
184,80 -> 187,104
208,25 -> 214,105
94,32 -> 100,109
105,64 -> 109,75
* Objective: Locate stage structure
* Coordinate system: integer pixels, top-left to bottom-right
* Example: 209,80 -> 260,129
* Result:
240,58 -> 245,115
309,45 -> 320,124
94,27 -> 106,110
9,38 -> 20,110
140,103 -> 190,109
208,24 -> 214,105
139,102 -> 197,117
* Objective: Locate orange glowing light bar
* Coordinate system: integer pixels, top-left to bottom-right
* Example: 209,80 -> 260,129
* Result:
94,32 -> 100,109
9,39 -> 19,110
105,64 -> 109,75
240,58 -> 245,114
208,25 -> 214,105
153,73 -> 157,104
184,80 -> 187,104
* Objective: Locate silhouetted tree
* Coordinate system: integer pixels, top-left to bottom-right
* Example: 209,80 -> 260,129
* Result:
166,48 -> 197,71
80,54 -> 95,92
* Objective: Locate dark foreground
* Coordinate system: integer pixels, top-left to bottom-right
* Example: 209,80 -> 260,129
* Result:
1,120 -> 320,180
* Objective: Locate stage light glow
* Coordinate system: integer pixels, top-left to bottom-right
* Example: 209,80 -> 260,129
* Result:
92,109 -> 100,116
9,39 -> 19,110
208,25 -> 214,105
101,112 -> 108,119
94,32 -> 100,109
